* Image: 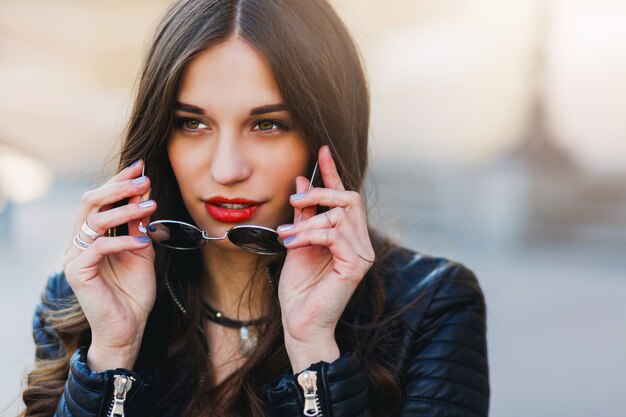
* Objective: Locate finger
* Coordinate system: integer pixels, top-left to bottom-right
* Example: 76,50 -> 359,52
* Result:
72,177 -> 151,237
73,160 -> 143,224
290,188 -> 364,214
79,176 -> 151,215
65,236 -> 152,283
85,200 -> 157,239
102,159 -> 144,186
128,187 -> 152,236
282,229 -> 362,277
64,232 -> 151,268
318,145 -> 345,191
279,207 -> 347,237
68,175 -> 150,254
280,201 -> 372,262
65,233 -> 88,260
90,160 -> 143,222
283,228 -> 349,255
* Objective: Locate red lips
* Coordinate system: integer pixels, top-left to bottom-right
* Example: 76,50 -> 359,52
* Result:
204,196 -> 262,223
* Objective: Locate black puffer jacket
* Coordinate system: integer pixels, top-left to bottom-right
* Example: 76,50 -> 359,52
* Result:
32,248 -> 489,416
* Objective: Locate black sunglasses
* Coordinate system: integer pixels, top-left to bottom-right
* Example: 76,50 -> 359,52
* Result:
138,161 -> 318,255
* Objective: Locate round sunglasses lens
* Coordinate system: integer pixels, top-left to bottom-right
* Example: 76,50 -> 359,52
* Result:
227,226 -> 285,255
146,222 -> 204,249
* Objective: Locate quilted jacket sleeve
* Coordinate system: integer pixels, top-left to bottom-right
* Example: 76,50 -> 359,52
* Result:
54,348 -> 147,417
31,272 -> 153,417
264,259 -> 489,417
264,352 -> 370,417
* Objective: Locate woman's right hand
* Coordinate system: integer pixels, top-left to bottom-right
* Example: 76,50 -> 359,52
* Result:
62,160 -> 158,372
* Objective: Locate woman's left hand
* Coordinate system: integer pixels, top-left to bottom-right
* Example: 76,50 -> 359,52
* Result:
277,145 -> 374,373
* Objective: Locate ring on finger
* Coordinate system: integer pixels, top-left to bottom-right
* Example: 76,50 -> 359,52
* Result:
73,233 -> 91,251
81,221 -> 101,240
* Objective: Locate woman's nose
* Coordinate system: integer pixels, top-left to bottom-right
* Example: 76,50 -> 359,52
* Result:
209,135 -> 252,186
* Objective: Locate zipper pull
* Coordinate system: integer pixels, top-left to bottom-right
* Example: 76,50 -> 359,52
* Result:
108,374 -> 134,417
297,370 -> 320,416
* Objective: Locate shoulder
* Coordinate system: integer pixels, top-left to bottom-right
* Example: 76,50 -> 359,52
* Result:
380,246 -> 485,332
379,247 -> 490,415
33,270 -> 76,359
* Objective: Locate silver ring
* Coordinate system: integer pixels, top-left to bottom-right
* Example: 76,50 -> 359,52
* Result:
74,233 -> 90,251
81,221 -> 101,240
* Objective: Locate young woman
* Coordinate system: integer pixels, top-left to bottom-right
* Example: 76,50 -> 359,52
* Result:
21,1 -> 489,416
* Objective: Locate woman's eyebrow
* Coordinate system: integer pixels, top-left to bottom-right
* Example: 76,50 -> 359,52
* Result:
174,102 -> 287,116
175,102 -> 205,115
250,103 -> 287,116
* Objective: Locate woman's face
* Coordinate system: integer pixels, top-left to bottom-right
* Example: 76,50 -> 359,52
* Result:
167,38 -> 309,251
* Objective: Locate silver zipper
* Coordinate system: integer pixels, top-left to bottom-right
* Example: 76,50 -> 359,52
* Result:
297,370 -> 322,416
108,374 -> 135,417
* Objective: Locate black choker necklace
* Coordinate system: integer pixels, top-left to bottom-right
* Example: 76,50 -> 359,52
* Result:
203,302 -> 265,328
203,302 -> 265,356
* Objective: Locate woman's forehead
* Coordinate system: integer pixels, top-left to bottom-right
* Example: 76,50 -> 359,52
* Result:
176,38 -> 284,115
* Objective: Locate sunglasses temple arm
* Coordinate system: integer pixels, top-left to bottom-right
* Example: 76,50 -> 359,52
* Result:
296,160 -> 319,224
138,163 -> 147,233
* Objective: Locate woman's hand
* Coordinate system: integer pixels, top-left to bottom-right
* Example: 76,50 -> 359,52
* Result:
62,160 -> 158,372
277,146 -> 374,372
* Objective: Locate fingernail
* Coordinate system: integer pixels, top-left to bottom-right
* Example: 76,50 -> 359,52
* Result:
136,236 -> 150,243
130,160 -> 140,168
277,224 -> 293,232
283,235 -> 296,244
139,200 -> 154,208
147,224 -> 156,232
132,176 -> 146,184
290,192 -> 305,201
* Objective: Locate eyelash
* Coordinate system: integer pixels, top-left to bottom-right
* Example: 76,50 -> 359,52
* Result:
173,117 -> 292,135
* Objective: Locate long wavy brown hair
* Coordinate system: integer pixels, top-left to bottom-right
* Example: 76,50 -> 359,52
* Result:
21,1 -> 406,416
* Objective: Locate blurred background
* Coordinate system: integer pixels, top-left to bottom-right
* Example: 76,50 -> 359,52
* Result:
1,0 -> 625,416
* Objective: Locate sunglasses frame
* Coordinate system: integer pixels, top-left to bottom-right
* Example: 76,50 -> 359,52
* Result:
144,219 -> 284,254
137,161 -> 318,255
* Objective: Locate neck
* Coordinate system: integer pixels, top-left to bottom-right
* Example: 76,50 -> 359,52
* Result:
201,244 -> 272,321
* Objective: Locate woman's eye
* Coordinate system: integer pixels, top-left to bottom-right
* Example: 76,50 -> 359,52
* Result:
253,120 -> 290,133
258,120 -> 276,130
174,117 -> 207,132
185,119 -> 201,129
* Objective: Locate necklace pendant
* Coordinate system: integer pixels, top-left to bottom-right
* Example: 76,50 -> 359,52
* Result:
239,325 -> 258,356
